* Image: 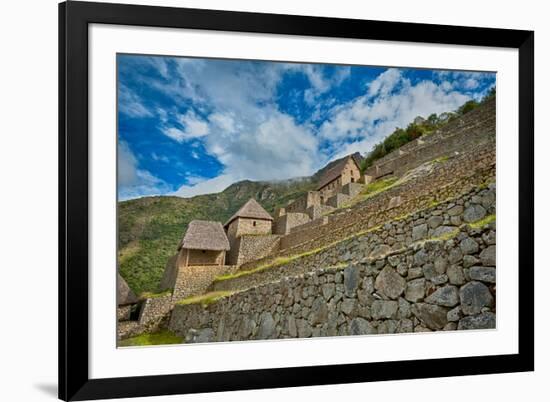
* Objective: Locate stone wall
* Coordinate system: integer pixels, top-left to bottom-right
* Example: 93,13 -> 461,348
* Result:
170,215 -> 496,342
172,265 -> 237,300
139,294 -> 173,325
274,212 -> 311,235
159,254 -> 178,291
117,305 -> 132,322
327,193 -> 351,208
260,144 -> 495,264
212,184 -> 495,294
290,216 -> 328,234
286,191 -> 321,214
226,217 -> 273,265
233,235 -> 281,266
341,182 -> 365,198
237,217 -> 273,236
306,204 -> 335,220
186,249 -> 225,266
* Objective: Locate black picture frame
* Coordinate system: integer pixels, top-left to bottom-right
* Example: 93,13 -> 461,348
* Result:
59,1 -> 534,400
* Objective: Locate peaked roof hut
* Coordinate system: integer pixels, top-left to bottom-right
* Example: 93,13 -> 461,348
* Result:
117,273 -> 138,306
224,198 -> 273,228
178,220 -> 230,251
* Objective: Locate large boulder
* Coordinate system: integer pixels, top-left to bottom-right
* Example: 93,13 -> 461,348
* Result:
405,278 -> 425,302
411,303 -> 449,330
349,318 -> 377,335
343,265 -> 360,297
309,297 -> 329,325
371,300 -> 399,319
412,223 -> 428,241
469,266 -> 496,283
459,237 -> 479,255
459,281 -> 494,315
255,312 -> 276,340
375,266 -> 406,299
479,245 -> 496,266
458,312 -> 496,330
463,204 -> 487,223
425,285 -> 460,307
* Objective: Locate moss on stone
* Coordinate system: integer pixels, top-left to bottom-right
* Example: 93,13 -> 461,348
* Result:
467,214 -> 496,229
430,155 -> 450,164
177,290 -> 235,306
118,329 -> 183,347
362,177 -> 399,198
139,289 -> 172,299
215,248 -> 323,281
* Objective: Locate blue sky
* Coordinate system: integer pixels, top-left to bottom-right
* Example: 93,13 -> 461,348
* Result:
118,55 -> 495,200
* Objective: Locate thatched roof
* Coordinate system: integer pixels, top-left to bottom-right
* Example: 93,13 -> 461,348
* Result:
179,220 -> 230,251
117,273 -> 138,306
224,198 -> 273,227
317,153 -> 363,190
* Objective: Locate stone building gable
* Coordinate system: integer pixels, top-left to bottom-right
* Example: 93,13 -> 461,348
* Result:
224,198 -> 273,228
317,153 -> 362,191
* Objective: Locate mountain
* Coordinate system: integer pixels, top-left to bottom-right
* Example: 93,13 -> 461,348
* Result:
118,158 -> 355,294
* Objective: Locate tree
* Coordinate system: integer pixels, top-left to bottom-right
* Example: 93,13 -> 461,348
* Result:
457,100 -> 479,115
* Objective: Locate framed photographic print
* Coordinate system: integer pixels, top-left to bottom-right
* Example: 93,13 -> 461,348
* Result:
59,1 -> 534,400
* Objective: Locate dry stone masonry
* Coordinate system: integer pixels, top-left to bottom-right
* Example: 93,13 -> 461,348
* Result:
170,220 -> 496,341
170,184 -> 496,342
118,98 -> 497,343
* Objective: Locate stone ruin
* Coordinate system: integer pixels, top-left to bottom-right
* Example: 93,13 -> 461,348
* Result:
118,97 -> 497,343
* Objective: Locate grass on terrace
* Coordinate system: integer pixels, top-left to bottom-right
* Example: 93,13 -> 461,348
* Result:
118,329 -> 183,347
362,177 -> 399,198
468,214 -> 496,229
139,289 -> 172,299
329,176 -> 401,213
214,224 -> 384,283
177,290 -> 236,307
213,247 -> 325,282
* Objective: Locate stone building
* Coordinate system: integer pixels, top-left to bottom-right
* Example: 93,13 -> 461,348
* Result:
224,198 -> 274,265
224,198 -> 273,239
317,153 -> 363,202
117,273 -> 138,321
158,221 -> 234,301
176,220 -> 230,267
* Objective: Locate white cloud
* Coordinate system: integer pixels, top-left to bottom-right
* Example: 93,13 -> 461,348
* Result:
178,110 -> 209,137
118,141 -> 170,200
162,110 -> 210,143
209,112 -> 237,133
173,173 -> 238,197
464,78 -> 479,89
118,141 -> 139,187
127,58 -> 491,199
367,68 -> 403,98
298,64 -> 350,105
434,70 -> 492,92
319,69 -> 471,158
118,83 -> 152,118
151,152 -> 169,163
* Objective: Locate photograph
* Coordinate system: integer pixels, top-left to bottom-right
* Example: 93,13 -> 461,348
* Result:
116,54 -> 497,346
